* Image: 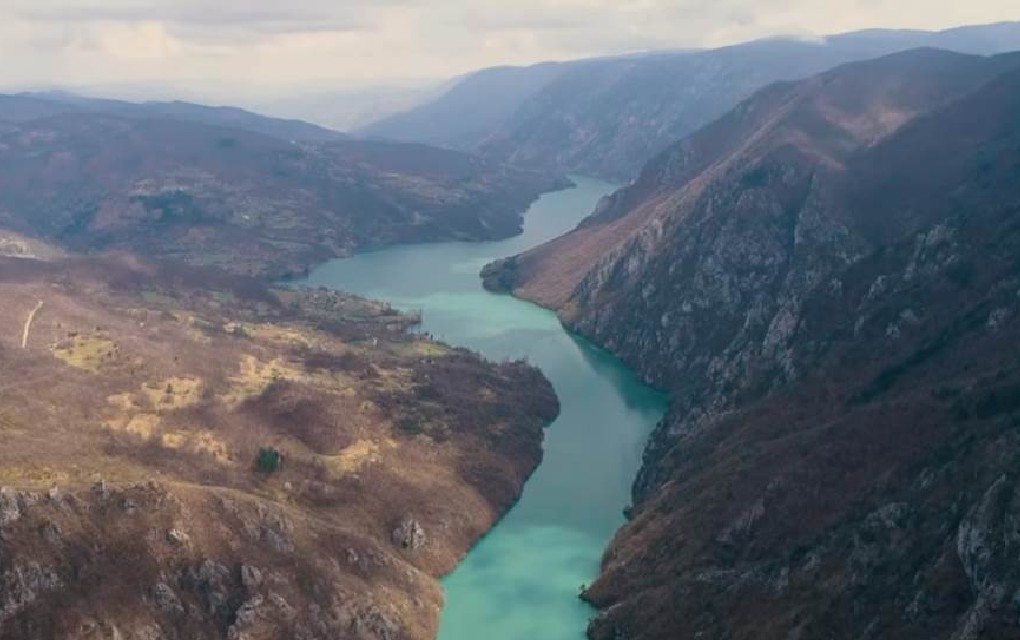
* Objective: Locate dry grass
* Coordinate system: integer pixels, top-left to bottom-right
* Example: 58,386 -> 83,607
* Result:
377,338 -> 453,359
220,355 -> 307,409
159,429 -> 232,463
50,333 -> 120,371
320,438 -> 400,476
243,323 -> 318,348
141,376 -> 204,410
0,254 -> 558,640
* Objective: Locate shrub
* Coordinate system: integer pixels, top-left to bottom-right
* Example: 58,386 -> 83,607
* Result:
395,416 -> 426,436
254,447 -> 282,474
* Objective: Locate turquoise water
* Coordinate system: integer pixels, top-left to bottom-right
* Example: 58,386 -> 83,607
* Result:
300,177 -> 667,639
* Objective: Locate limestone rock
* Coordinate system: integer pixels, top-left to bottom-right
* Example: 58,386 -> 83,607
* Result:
152,582 -> 183,614
240,565 -> 263,592
391,517 -> 426,551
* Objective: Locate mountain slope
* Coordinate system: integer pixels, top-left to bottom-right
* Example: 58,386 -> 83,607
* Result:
359,62 -> 568,150
0,109 -> 566,278
0,253 -> 557,639
486,49 -> 1020,638
367,21 -> 1020,181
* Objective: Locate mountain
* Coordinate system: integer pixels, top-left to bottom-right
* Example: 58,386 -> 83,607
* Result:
0,94 -> 87,132
365,21 -> 1020,181
6,92 -> 346,143
484,49 -> 1020,638
0,250 -> 557,639
359,62 -> 568,150
0,105 -> 567,278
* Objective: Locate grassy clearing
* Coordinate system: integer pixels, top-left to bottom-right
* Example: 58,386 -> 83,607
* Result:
319,438 -> 399,476
370,365 -> 416,394
0,465 -> 72,487
387,341 -> 451,358
107,392 -> 142,412
142,376 -> 204,410
220,355 -> 305,409
50,334 -> 120,371
102,413 -> 162,439
244,323 -> 318,349
160,430 -> 232,463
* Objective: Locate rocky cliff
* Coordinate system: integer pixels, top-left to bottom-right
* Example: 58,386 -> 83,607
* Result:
0,253 -> 558,639
489,49 -> 1020,638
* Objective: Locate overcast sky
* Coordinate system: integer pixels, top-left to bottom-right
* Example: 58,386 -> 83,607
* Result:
2,0 -> 1019,97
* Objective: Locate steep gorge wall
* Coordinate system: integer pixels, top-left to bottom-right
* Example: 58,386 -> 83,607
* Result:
489,51 -> 1020,639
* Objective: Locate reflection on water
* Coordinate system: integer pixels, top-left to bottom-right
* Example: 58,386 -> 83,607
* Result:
299,177 -> 667,639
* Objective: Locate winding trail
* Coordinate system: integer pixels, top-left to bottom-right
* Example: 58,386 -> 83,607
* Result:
21,300 -> 44,349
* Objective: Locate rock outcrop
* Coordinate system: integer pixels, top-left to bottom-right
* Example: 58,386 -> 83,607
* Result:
391,517 -> 427,551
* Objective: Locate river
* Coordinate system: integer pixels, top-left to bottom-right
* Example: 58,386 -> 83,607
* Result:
299,176 -> 667,639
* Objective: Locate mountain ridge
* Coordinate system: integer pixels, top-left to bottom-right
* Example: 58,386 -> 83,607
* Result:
366,21 -> 1020,181
1,92 -> 347,143
483,48 -> 1020,639
0,103 -> 567,279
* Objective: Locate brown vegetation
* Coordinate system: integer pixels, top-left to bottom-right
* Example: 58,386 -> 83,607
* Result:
0,108 -> 567,279
0,254 -> 557,639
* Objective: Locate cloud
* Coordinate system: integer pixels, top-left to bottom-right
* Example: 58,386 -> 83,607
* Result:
13,0 -> 379,41
0,0 -> 1018,98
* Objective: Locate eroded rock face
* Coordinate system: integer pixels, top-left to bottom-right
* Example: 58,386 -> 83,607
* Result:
391,518 -> 427,551
953,476 -> 1020,640
0,562 -> 63,622
151,583 -> 183,615
0,482 -> 420,640
497,50 -> 1020,639
0,488 -> 23,526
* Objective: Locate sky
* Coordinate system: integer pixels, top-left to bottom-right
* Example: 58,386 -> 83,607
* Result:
2,0 -> 1019,99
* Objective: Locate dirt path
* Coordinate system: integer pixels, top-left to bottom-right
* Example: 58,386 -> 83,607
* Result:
21,300 -> 43,349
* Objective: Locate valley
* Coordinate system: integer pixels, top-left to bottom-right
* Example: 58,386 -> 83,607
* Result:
299,178 -> 667,639
1,12 -> 1020,640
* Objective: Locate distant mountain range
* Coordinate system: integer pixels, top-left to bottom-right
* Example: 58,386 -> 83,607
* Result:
359,62 -> 567,150
0,94 -> 566,278
484,47 -> 1020,639
0,92 -> 347,143
363,21 -> 1020,181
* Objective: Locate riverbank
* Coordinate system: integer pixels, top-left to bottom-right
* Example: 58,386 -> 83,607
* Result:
300,176 -> 668,639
